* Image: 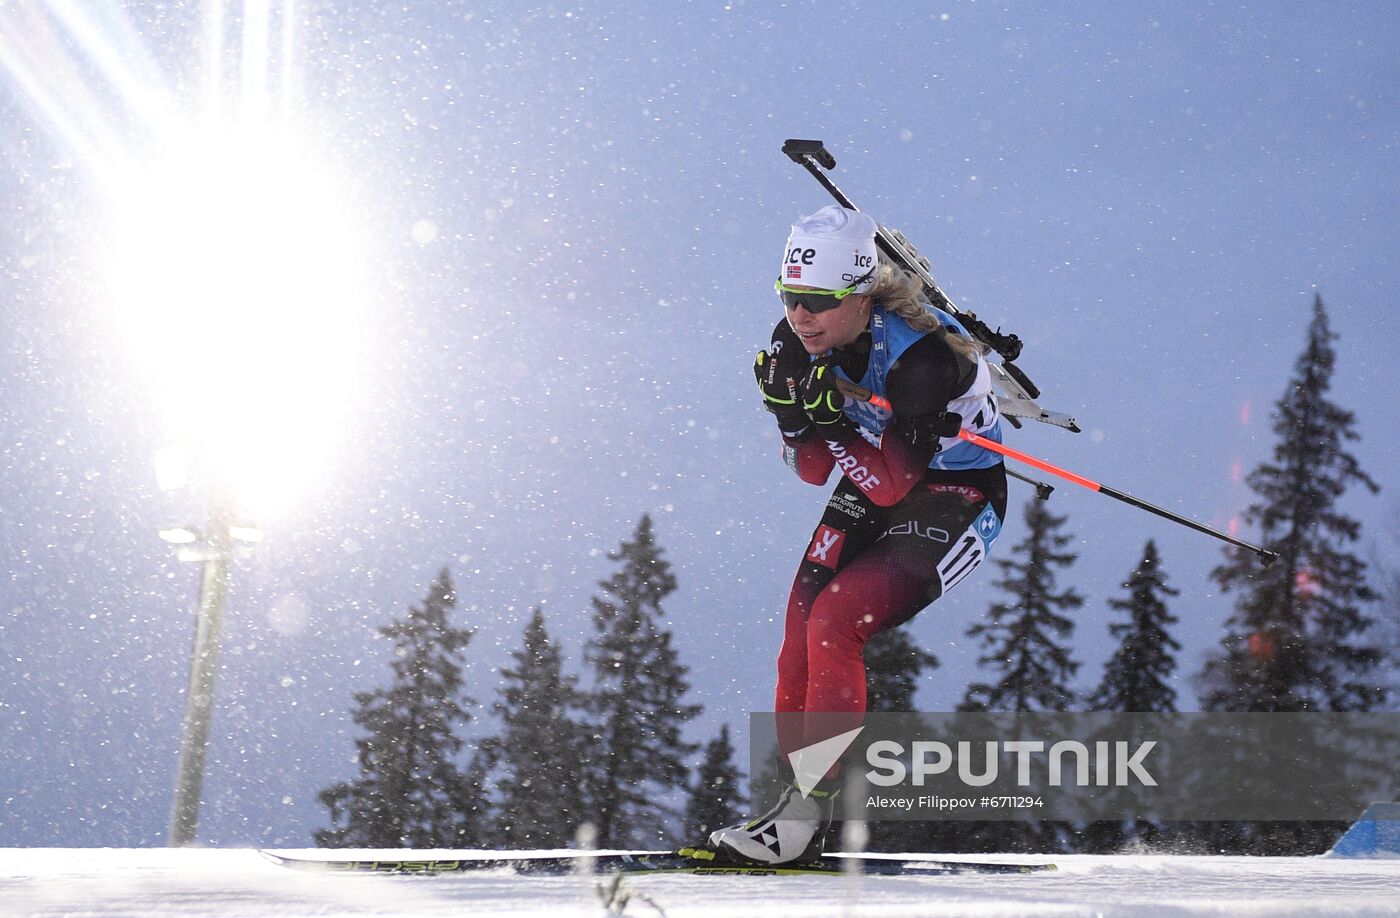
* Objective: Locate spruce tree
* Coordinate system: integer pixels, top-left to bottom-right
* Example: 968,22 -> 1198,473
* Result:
1090,540 -> 1181,713
865,629 -> 939,712
1379,515 -> 1400,678
1082,540 -> 1180,852
317,568 -> 479,847
684,724 -> 745,840
961,500 -> 1083,713
1200,294 -> 1383,714
581,514 -> 702,848
452,747 -> 495,848
488,607 -> 587,848
1194,295 -> 1382,855
949,501 -> 1083,853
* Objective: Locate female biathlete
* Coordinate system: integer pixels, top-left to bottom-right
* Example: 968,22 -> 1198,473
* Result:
707,205 -> 1008,866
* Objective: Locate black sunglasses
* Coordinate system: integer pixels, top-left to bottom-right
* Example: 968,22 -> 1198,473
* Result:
774,269 -> 873,314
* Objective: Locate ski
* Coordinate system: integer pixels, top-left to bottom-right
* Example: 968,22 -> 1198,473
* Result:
261,849 -> 1055,878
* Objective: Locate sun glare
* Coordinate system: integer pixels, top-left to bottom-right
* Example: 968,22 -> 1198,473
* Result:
1,0 -> 377,518
103,123 -> 369,513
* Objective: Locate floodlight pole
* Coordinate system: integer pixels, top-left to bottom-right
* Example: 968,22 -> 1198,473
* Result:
168,493 -> 234,847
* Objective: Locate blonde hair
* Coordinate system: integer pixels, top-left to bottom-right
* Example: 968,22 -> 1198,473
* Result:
865,263 -> 984,361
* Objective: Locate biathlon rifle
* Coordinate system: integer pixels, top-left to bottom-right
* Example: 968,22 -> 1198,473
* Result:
782,144 -> 1276,564
781,138 -> 1079,435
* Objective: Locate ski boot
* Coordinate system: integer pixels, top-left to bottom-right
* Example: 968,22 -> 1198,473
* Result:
696,777 -> 841,866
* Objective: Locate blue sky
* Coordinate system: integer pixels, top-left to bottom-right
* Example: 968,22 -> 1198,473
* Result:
1,1 -> 1397,846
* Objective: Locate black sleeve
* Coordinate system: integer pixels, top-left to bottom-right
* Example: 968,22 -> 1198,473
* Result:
884,329 -> 977,444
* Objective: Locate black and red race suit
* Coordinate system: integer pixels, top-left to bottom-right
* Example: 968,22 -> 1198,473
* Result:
769,318 -> 1008,761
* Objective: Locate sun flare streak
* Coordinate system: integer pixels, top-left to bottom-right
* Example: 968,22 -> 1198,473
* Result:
1,0 -> 374,515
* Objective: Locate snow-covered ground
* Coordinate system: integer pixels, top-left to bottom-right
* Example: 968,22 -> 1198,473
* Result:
3,848 -> 1400,917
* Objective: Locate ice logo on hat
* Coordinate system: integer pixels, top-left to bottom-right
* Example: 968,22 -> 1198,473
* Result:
781,205 -> 879,294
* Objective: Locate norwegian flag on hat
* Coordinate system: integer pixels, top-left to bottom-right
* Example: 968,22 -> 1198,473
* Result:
786,264 -> 802,279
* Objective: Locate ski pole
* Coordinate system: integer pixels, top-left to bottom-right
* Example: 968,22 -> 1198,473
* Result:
1005,467 -> 1054,501
832,378 -> 1278,565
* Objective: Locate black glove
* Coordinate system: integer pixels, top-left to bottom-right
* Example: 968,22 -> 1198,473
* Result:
799,360 -> 856,437
754,321 -> 811,435
896,411 -> 964,449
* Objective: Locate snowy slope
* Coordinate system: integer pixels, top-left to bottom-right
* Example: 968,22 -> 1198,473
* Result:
3,848 -> 1400,917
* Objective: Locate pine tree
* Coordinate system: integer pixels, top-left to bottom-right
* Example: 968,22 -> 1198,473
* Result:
961,500 -> 1083,713
865,629 -> 939,712
581,514 -> 702,848
1090,540 -> 1181,713
1200,294 -> 1384,714
488,607 -> 587,848
684,724 -> 745,840
317,568 -> 479,847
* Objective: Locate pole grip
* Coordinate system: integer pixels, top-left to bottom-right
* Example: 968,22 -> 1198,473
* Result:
782,139 -> 836,170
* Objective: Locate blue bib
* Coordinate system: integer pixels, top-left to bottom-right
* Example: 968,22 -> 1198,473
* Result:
830,305 -> 1003,471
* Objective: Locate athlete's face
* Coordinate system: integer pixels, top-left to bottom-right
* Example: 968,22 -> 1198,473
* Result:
784,291 -> 871,354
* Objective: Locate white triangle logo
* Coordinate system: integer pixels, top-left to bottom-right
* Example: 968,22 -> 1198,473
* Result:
788,726 -> 864,798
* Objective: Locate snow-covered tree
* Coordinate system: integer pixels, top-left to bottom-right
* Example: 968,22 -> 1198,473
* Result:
683,724 -> 745,841
865,628 -> 939,712
1090,540 -> 1181,713
317,568 -> 478,847
581,514 -> 702,847
860,629 -> 939,852
961,500 -> 1083,712
1200,294 -> 1384,713
952,501 -> 1084,853
488,607 -> 587,848
1078,541 -> 1182,852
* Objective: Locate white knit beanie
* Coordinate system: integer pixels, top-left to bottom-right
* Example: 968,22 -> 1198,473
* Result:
780,205 -> 879,293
